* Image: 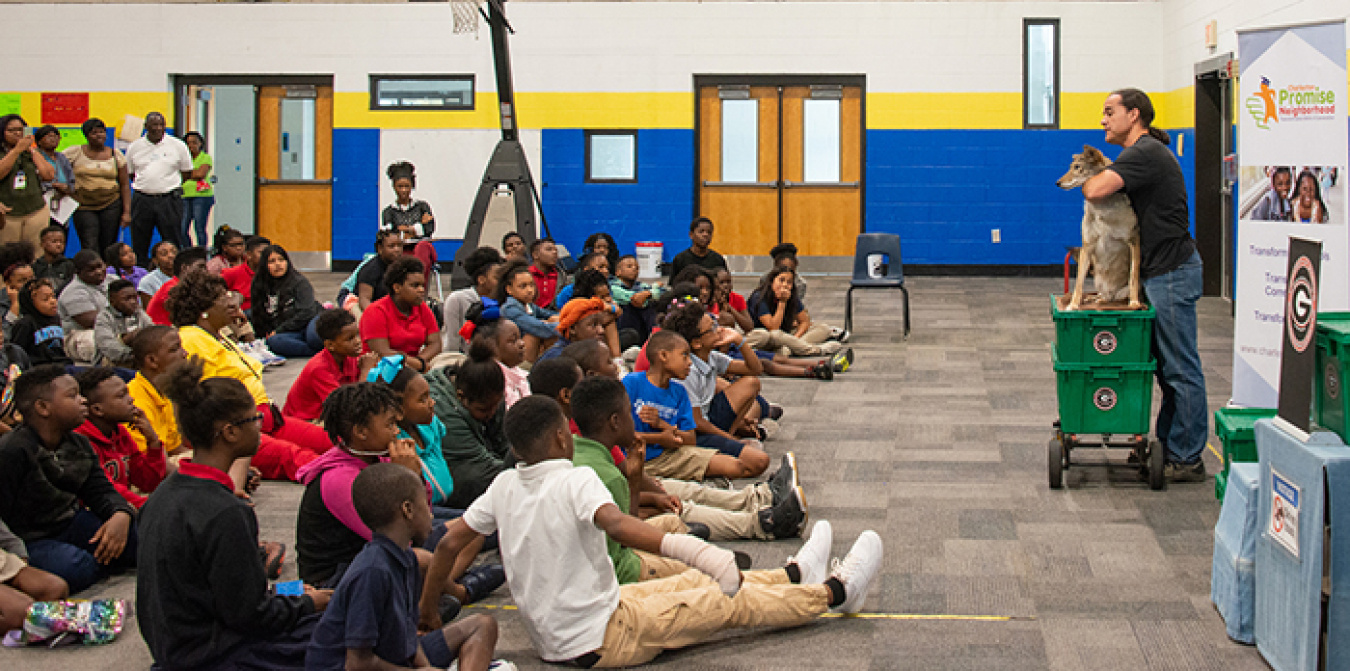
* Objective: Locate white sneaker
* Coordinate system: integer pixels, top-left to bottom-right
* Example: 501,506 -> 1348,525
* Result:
788,520 -> 833,585
830,530 -> 883,613
757,417 -> 781,442
622,345 -> 642,368
612,357 -> 629,375
252,342 -> 287,367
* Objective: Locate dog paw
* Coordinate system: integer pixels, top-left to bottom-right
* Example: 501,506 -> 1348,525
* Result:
1065,301 -> 1081,312
1128,300 -> 1143,311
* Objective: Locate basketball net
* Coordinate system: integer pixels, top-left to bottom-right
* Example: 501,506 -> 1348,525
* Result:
451,0 -> 481,37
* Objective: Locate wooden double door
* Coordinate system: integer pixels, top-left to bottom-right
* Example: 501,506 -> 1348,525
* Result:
697,77 -> 864,256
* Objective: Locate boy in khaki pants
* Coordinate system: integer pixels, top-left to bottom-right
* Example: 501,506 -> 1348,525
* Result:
420,395 -> 883,668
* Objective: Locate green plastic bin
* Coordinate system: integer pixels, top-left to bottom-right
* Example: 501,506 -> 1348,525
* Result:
1053,346 -> 1155,435
1315,312 -> 1350,444
1050,294 -> 1156,365
1212,407 -> 1277,500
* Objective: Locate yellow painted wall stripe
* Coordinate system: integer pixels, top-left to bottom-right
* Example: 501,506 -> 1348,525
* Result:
11,74 -> 1349,133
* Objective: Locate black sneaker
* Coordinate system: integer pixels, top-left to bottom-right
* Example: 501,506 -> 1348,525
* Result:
685,522 -> 711,540
810,362 -> 834,380
767,403 -> 785,421
1164,461 -> 1207,483
768,452 -> 799,506
439,594 -> 462,623
259,541 -> 286,581
758,486 -> 807,539
458,564 -> 506,604
733,550 -> 753,570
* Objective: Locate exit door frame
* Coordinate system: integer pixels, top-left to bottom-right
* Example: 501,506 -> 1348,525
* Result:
1193,54 -> 1235,301
692,74 -> 868,240
172,74 -> 334,252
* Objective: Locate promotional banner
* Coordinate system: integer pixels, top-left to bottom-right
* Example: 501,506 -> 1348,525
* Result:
1233,21 -> 1347,408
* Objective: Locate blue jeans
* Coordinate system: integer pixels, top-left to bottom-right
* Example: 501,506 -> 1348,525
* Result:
26,509 -> 137,594
181,195 -> 214,248
1143,250 -> 1208,464
265,314 -> 323,358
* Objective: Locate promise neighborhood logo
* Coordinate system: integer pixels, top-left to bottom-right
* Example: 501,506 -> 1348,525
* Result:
1246,76 -> 1336,130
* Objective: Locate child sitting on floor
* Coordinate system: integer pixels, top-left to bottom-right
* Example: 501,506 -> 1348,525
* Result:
94,278 -> 153,368
12,278 -> 71,366
558,366 -> 805,542
57,250 -> 110,365
552,252 -> 611,307
624,331 -> 767,481
139,359 -> 329,670
368,356 -> 454,509
562,338 -> 621,379
32,225 -> 74,295
0,365 -> 136,594
284,309 -> 378,422
496,259 -> 558,362
463,317 -> 530,409
426,341 -> 512,509
295,383 -> 504,606
537,296 -> 609,363
661,300 -> 773,453
0,517 -> 67,634
74,366 -> 169,509
418,395 -> 883,667
305,463 -> 512,671
611,254 -> 661,340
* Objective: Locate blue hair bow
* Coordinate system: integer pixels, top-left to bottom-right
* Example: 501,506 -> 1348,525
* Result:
366,355 -> 407,384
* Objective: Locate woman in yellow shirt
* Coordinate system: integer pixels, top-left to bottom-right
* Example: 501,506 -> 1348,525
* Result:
168,270 -> 330,480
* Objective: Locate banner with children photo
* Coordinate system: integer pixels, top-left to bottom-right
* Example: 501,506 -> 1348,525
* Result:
1232,20 -> 1347,409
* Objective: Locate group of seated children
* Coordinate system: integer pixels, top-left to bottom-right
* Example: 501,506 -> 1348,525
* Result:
0,217 -> 884,668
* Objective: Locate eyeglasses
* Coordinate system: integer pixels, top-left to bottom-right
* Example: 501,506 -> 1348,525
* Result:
214,412 -> 264,440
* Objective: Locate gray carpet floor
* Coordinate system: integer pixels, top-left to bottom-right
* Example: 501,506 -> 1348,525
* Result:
8,273 -> 1270,670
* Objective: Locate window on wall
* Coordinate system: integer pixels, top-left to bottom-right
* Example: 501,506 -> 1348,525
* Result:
585,130 -> 637,183
1023,18 -> 1060,128
370,75 -> 474,110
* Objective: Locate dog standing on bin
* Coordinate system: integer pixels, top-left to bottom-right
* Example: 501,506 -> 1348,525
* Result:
1057,145 -> 1142,311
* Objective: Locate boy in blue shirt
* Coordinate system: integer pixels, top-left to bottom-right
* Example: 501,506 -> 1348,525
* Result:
306,462 -> 511,671
622,330 -> 764,481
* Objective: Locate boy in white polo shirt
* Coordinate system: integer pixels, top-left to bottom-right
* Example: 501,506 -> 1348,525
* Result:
418,395 -> 883,668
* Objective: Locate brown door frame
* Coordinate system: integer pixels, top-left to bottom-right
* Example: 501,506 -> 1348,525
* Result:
173,74 -> 334,253
692,74 -> 868,239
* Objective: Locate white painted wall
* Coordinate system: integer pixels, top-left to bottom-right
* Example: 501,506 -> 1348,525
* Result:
1161,0 -> 1350,91
378,128 -> 542,239
5,3 -> 1163,96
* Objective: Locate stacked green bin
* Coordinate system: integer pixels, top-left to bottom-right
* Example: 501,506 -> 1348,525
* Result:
1212,407 -> 1277,500
1050,295 -> 1156,435
1315,312 -> 1350,443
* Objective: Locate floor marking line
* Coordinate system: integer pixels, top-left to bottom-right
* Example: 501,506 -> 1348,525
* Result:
464,604 -> 1032,622
1208,441 -> 1222,462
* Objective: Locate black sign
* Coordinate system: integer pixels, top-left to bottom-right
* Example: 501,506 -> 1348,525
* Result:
1278,236 -> 1322,432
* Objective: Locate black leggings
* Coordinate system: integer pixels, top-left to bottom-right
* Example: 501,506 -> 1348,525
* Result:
71,199 -> 123,255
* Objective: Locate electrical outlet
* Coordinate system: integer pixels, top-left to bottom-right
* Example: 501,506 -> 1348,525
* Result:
991,229 -> 1001,243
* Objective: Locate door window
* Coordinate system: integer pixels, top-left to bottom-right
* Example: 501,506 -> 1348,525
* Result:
721,99 -> 759,183
803,98 -> 841,183
279,97 -> 315,180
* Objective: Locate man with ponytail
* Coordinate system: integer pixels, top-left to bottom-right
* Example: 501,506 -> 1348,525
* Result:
1083,88 -> 1209,482
137,359 -> 330,670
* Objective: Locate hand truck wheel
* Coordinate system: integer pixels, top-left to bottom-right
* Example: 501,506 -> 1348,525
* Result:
1048,435 -> 1065,489
1148,439 -> 1167,491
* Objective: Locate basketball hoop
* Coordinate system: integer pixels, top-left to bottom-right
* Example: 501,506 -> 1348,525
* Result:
451,0 -> 481,37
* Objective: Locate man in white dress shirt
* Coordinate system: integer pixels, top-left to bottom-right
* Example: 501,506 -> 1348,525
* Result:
125,112 -> 190,265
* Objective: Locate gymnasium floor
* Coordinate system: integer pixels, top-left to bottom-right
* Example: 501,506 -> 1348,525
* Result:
11,273 -> 1270,670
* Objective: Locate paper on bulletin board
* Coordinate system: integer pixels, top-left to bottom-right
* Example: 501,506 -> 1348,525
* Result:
118,115 -> 143,143
0,94 -> 20,116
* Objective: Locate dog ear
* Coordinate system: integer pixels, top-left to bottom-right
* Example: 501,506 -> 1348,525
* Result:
1081,145 -> 1103,159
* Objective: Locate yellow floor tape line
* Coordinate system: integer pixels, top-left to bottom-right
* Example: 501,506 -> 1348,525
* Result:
1208,441 -> 1222,462
465,604 -> 1032,622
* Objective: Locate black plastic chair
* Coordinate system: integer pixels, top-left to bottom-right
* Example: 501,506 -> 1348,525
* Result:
844,233 -> 910,339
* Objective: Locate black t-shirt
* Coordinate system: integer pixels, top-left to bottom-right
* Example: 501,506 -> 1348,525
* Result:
296,475 -> 369,585
1108,135 -> 1195,279
748,290 -> 803,331
670,248 -> 727,278
355,256 -> 391,302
